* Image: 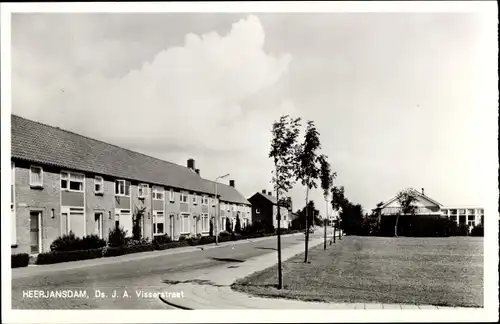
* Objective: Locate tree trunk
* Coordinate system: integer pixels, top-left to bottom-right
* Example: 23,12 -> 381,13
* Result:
276,184 -> 283,289
323,219 -> 327,250
333,225 -> 336,243
394,214 -> 400,237
304,186 -> 310,263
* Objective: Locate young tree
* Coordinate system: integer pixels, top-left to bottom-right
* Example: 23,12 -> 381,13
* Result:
331,186 -> 348,239
235,214 -> 242,234
225,217 -> 232,233
269,114 -> 302,289
209,218 -> 214,237
295,120 -> 323,263
395,188 -> 419,237
319,154 -> 336,249
132,206 -> 146,240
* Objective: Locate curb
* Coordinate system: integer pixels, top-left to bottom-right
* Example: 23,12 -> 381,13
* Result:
161,236 -> 326,309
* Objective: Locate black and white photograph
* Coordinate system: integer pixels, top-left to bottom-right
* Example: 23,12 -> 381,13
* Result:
1,2 -> 498,323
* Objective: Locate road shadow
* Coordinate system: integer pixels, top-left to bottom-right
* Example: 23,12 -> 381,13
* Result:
232,282 -> 281,289
162,279 -> 224,287
255,247 -> 277,251
210,257 -> 245,263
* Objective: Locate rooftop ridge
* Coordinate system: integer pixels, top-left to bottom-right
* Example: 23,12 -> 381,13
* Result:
12,114 -> 202,178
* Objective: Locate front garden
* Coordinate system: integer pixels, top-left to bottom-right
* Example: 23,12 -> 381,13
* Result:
11,218 -> 301,267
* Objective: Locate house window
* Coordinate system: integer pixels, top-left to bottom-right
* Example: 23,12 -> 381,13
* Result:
468,215 -> 475,221
459,209 -> 466,215
201,214 -> 209,232
115,180 -> 130,196
180,192 -> 188,203
220,202 -> 225,210
94,176 -> 104,194
192,194 -> 198,205
153,211 -> 165,235
181,214 -> 190,234
256,208 -> 261,214
227,204 -> 231,211
30,165 -> 43,187
169,189 -> 175,202
467,209 -> 475,215
138,183 -> 148,199
202,196 -> 209,205
61,207 -> 85,237
152,187 -> 164,200
211,198 -> 216,207
61,171 -> 84,192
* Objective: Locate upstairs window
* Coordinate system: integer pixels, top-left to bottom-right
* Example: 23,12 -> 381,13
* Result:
152,187 -> 164,200
180,192 -> 189,203
192,194 -> 198,205
94,176 -> 104,194
115,180 -> 130,196
138,183 -> 149,199
30,165 -> 43,187
169,189 -> 175,202
61,171 -> 84,192
201,196 -> 209,205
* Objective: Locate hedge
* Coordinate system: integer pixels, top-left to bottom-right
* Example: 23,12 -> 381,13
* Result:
103,244 -> 155,257
154,240 -> 190,250
12,253 -> 30,268
36,248 -> 104,265
34,229 -> 302,265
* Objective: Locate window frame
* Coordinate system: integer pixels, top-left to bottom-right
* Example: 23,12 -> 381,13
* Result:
192,194 -> 198,205
137,183 -> 149,199
256,208 -> 261,214
60,171 -> 85,192
153,211 -> 165,236
152,186 -> 164,200
169,189 -> 175,202
115,179 -> 130,197
201,196 -> 209,205
94,176 -> 104,194
29,165 -> 44,188
180,192 -> 189,203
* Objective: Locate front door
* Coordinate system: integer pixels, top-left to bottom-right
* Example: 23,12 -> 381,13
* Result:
94,212 -> 103,238
169,214 -> 174,238
30,211 -> 41,254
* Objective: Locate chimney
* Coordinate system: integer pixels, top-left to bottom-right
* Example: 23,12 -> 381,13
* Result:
195,169 -> 200,175
268,191 -> 272,196
229,180 -> 235,187
421,188 -> 425,195
262,189 -> 266,194
187,158 -> 195,170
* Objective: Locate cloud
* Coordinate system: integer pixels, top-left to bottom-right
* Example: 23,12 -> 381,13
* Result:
12,15 -> 292,157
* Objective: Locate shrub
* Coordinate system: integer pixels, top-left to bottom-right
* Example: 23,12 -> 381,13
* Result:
219,231 -> 231,238
36,249 -> 103,265
153,234 -> 172,246
209,219 -> 214,237
108,226 -> 127,247
235,215 -> 242,234
81,234 -> 107,250
50,231 -> 81,251
225,218 -> 233,233
125,237 -> 150,247
470,224 -> 484,237
12,253 -> 30,268
178,235 -> 187,241
50,232 -> 107,251
199,236 -> 216,245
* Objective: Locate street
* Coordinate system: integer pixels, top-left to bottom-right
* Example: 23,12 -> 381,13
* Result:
12,232 -> 322,309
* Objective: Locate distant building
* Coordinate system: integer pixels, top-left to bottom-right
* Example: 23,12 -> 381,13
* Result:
372,188 -> 485,231
248,190 -> 291,229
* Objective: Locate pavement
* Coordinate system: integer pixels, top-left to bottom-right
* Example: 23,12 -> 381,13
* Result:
11,232 -> 309,309
159,234 -> 473,310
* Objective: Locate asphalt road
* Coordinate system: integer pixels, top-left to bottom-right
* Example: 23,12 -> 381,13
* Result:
12,232 -> 322,309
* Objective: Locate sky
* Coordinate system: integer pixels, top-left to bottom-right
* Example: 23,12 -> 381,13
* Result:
8,10 -> 498,216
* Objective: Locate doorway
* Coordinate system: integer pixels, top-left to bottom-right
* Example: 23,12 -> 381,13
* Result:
30,211 -> 42,254
94,212 -> 103,238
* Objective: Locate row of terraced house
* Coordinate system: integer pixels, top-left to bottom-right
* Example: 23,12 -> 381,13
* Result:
10,115 -> 265,256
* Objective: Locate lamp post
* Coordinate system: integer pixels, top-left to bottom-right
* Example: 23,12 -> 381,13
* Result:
214,173 -> 230,246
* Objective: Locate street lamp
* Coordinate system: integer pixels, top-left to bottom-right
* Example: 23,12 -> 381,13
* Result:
214,173 -> 230,245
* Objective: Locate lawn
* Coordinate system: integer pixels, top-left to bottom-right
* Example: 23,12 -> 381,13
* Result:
232,236 -> 483,307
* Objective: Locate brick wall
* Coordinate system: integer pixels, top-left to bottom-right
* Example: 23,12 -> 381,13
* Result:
85,175 -> 115,240
12,161 -> 61,254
